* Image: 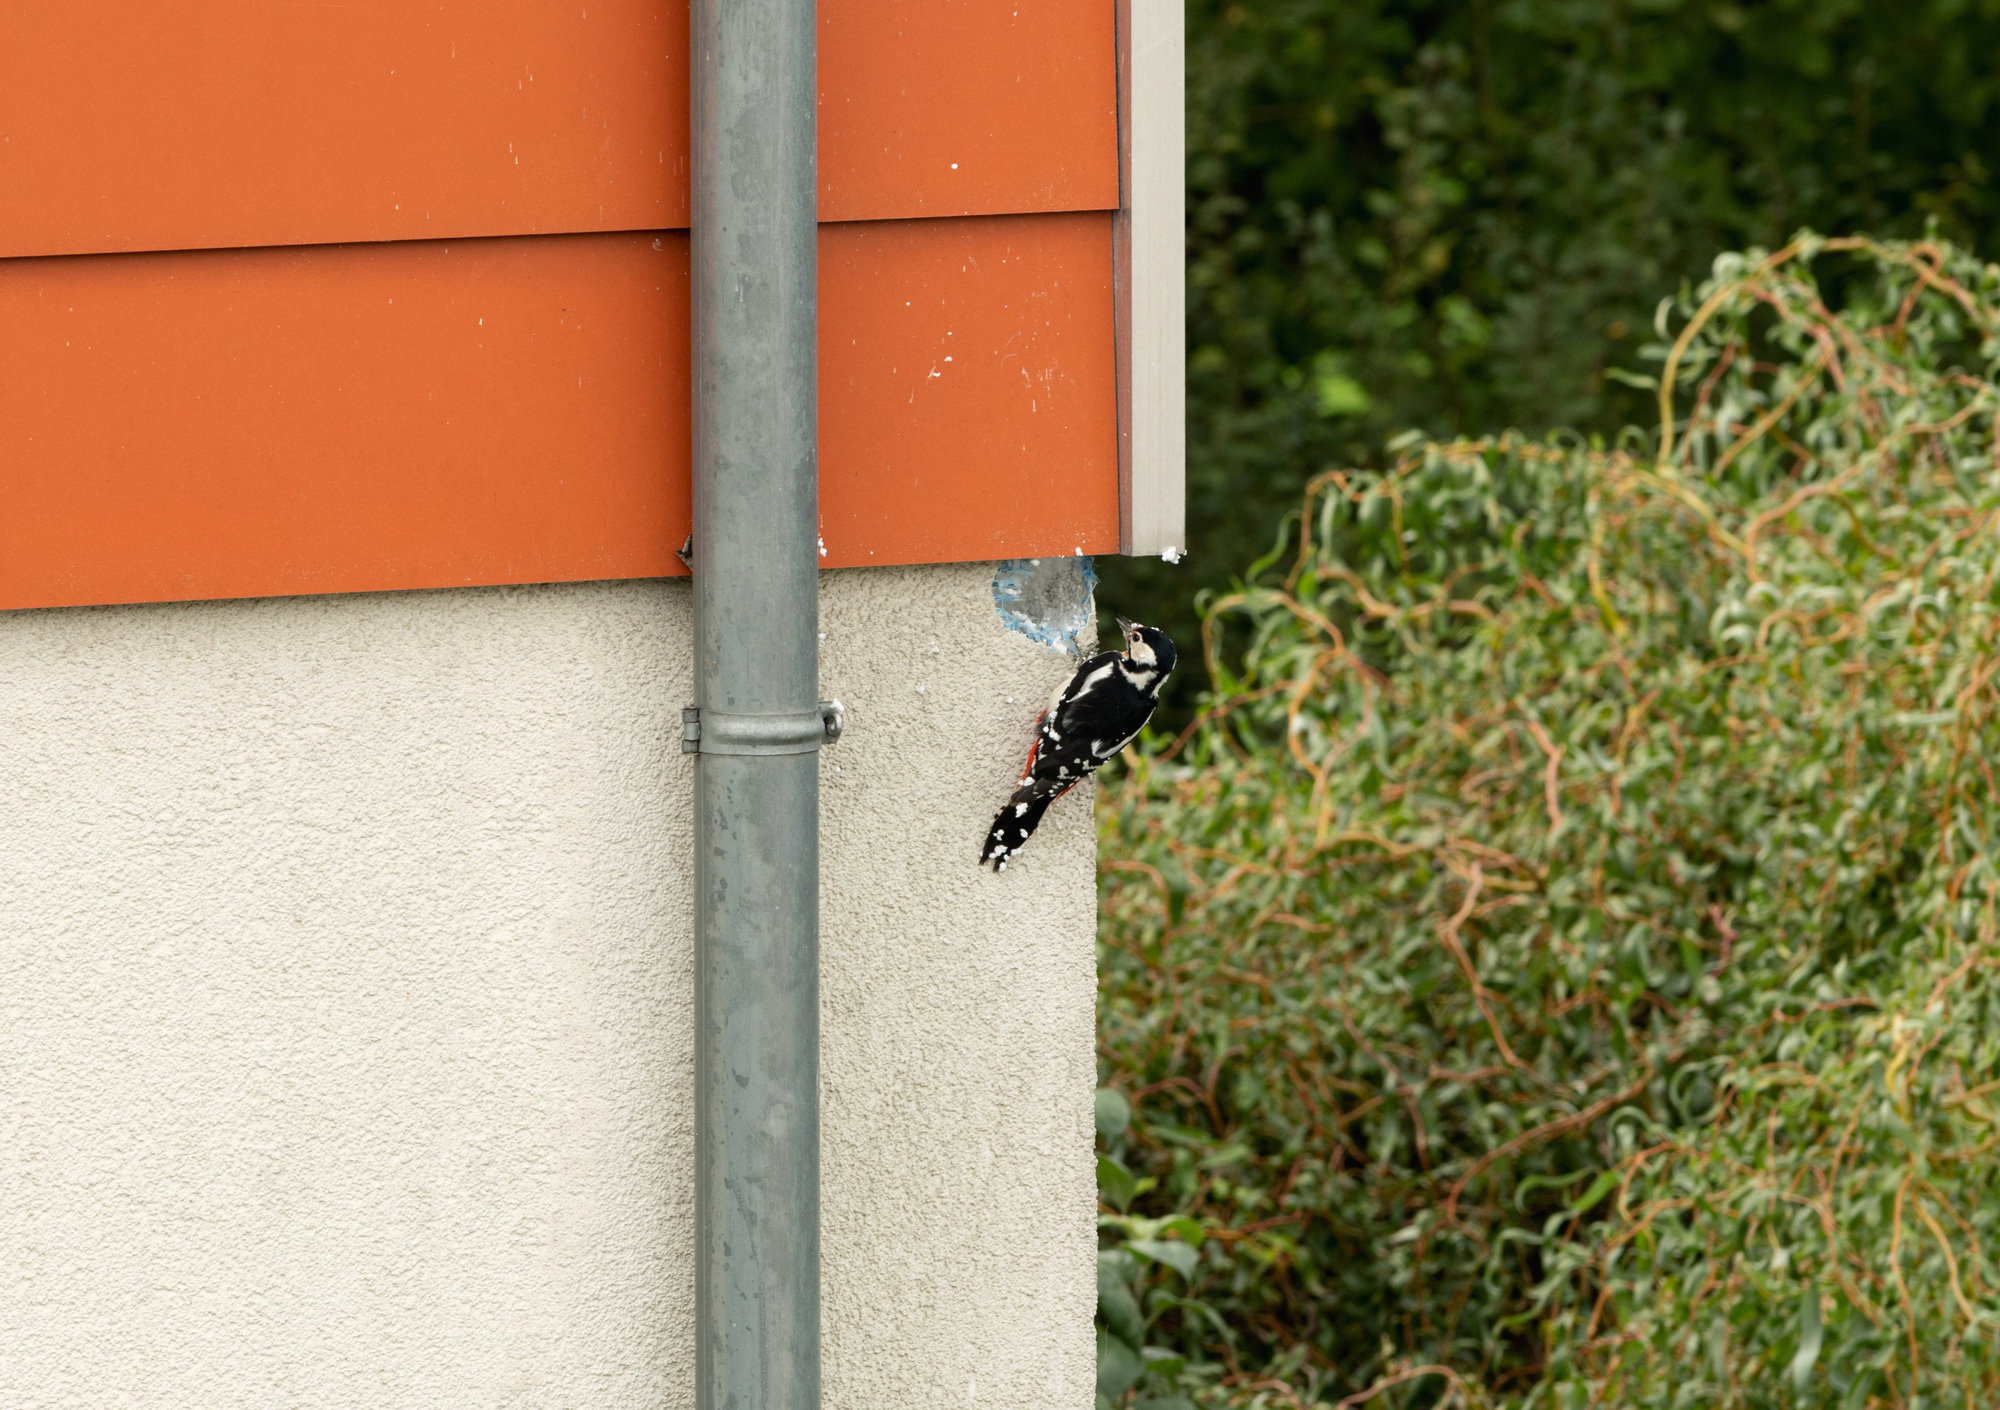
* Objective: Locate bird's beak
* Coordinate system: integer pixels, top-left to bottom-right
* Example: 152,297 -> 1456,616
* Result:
1115,615 -> 1135,635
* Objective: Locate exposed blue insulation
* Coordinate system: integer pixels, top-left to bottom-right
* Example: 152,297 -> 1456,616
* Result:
992,555 -> 1098,659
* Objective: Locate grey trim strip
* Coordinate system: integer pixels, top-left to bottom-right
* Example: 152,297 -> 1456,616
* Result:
1114,0 -> 1187,561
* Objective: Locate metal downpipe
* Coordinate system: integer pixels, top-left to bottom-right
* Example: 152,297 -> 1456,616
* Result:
690,0 -> 821,1403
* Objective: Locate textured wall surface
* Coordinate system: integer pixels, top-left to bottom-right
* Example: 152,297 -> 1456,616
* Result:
0,564 -> 1096,1408
820,565 -> 1099,1410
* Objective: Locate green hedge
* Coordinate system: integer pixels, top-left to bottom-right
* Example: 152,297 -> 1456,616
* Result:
1096,235 -> 2000,1408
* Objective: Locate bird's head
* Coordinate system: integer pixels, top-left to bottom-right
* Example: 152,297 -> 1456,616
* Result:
1115,616 -> 1177,676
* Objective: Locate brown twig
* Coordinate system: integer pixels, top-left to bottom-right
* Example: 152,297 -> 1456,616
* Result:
1336,1364 -> 1477,1409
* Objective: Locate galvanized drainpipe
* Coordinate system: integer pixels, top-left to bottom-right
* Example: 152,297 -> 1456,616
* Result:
689,0 -> 823,1403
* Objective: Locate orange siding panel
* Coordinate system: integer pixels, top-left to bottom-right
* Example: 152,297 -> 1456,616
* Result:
0,2 -> 690,259
816,1 -> 1117,224
0,233 -> 690,608
0,1 -> 1115,260
818,213 -> 1117,569
0,214 -> 1114,610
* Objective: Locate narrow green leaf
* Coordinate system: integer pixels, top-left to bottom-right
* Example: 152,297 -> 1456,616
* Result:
1787,1288 -> 1823,1394
1565,1170 -> 1621,1218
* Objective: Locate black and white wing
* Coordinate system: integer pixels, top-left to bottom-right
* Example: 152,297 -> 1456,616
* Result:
1045,656 -> 1154,771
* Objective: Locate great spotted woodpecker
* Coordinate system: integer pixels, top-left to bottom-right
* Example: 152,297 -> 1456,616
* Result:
981,616 -> 1176,870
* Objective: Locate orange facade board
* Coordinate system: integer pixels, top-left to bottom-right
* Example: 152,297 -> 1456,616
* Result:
0,2 -> 1117,261
0,214 -> 1115,610
816,1 -> 1117,224
819,214 -> 1119,568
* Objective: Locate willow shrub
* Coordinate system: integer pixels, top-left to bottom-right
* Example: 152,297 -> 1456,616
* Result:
1095,235 -> 2000,1409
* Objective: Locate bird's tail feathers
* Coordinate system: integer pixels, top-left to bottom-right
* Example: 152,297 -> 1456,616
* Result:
980,781 -> 1066,871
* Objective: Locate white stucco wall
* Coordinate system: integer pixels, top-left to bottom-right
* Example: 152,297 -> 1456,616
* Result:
0,563 -> 1097,1408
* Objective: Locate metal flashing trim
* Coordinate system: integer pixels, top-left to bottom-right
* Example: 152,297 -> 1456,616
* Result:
1113,0 -> 1187,561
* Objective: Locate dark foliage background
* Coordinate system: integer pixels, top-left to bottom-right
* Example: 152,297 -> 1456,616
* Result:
1099,0 -> 2000,723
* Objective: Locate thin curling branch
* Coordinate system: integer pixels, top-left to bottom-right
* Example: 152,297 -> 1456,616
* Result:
1437,865 -> 1529,1074
1336,1365 -> 1476,1409
1522,718 -> 1565,834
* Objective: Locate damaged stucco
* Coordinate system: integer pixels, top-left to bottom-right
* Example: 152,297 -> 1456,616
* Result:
0,563 -> 1095,1408
991,554 -> 1098,661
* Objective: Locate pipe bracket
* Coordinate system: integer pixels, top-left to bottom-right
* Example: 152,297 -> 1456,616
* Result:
683,702 -> 843,755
